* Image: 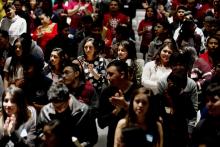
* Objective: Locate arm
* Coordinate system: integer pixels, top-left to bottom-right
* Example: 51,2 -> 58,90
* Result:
20,18 -> 27,34
187,78 -> 198,135
137,20 -> 146,36
67,4 -> 80,16
141,61 -> 158,89
155,121 -> 163,147
114,119 -> 126,147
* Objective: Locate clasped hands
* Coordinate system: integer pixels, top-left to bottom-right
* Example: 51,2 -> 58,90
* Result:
3,114 -> 16,136
109,90 -> 129,115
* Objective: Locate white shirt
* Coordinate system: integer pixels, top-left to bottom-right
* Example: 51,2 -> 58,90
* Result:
0,15 -> 27,45
141,60 -> 172,94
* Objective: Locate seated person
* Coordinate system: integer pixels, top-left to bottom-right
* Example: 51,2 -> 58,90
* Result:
192,82 -> 220,147
0,85 -> 37,146
37,82 -> 98,147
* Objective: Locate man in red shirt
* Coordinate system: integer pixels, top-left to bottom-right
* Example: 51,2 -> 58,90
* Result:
103,0 -> 129,45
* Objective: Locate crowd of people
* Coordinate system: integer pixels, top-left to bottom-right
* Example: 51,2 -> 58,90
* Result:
0,0 -> 220,146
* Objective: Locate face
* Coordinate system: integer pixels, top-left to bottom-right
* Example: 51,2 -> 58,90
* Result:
42,125 -> 57,147
0,35 -> 9,49
133,93 -> 149,118
154,23 -> 164,36
3,92 -> 18,116
52,100 -> 69,113
84,41 -> 95,57
24,65 -> 35,79
63,66 -> 78,85
160,45 -> 173,64
39,14 -> 50,26
109,1 -> 119,12
50,51 -> 61,67
14,40 -> 23,57
177,9 -> 185,20
107,66 -> 122,86
206,95 -> 220,117
14,1 -> 22,11
5,7 -> 16,19
61,27 -> 69,38
118,45 -> 128,60
207,38 -> 219,54
146,8 -> 154,18
29,0 -> 37,9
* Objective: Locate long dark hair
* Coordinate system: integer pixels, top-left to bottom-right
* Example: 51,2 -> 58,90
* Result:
125,87 -> 159,131
2,86 -> 29,129
8,35 -> 31,79
144,6 -> 157,22
49,48 -> 66,74
118,40 -> 137,60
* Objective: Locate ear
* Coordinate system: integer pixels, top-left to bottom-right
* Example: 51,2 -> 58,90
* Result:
120,71 -> 125,79
75,71 -> 80,78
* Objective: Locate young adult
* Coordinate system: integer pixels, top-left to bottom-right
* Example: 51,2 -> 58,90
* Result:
191,35 -> 220,93
0,30 -> 13,76
3,38 -> 24,89
157,54 -> 198,147
62,62 -> 98,110
192,82 -> 220,147
21,54 -> 52,112
117,40 -> 142,85
0,85 -> 37,146
45,22 -> 77,61
78,37 -> 107,94
98,60 -> 139,147
38,82 -> 98,147
142,43 -> 177,94
114,87 -> 163,147
147,20 -> 171,62
67,0 -> 93,35
32,11 -> 58,52
45,48 -> 65,82
0,4 -> 27,45
157,67 -> 197,147
102,0 -> 129,43
138,6 -> 157,57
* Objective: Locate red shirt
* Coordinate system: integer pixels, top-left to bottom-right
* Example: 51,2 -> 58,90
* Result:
138,19 -> 154,48
103,12 -> 129,39
67,1 -> 93,29
32,22 -> 58,52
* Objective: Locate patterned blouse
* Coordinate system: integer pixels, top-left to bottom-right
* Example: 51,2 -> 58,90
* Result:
78,55 -> 107,94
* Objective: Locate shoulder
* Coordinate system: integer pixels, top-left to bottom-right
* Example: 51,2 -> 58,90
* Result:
145,61 -> 156,67
117,118 -> 126,128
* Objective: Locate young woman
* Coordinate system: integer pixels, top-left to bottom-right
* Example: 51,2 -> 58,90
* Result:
32,11 -> 58,52
117,40 -> 142,85
142,43 -> 177,94
114,87 -> 163,147
138,6 -> 157,57
0,85 -> 37,146
3,38 -> 25,89
45,48 -> 66,82
78,37 -> 107,94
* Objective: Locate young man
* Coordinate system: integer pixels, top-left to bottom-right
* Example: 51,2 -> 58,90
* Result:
98,60 -> 139,147
0,4 -> 27,45
38,82 -> 98,147
62,62 -> 98,110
